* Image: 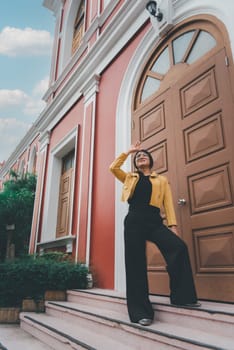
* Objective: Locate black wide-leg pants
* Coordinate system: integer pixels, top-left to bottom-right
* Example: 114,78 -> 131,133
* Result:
124,209 -> 198,323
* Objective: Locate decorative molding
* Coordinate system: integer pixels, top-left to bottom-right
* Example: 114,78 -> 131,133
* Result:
54,0 -> 114,79
42,0 -> 64,16
75,97 -> 97,264
37,235 -> 76,253
51,126 -> 78,156
41,127 -> 78,243
40,1 -> 149,133
81,74 -> 100,104
0,124 -> 38,178
0,1 -> 148,177
43,0 -> 120,101
39,131 -> 51,152
114,25 -> 162,290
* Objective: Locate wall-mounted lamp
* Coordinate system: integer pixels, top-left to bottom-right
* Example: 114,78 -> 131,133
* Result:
146,1 -> 163,22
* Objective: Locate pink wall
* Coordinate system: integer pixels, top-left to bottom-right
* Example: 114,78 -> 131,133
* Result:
49,99 -> 84,148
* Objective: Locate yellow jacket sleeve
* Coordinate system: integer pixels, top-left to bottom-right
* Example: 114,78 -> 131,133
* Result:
109,152 -> 129,183
163,179 -> 177,226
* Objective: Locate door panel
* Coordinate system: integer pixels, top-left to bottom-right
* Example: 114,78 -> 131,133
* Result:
133,88 -> 178,295
132,48 -> 234,301
174,49 -> 234,301
56,168 -> 73,238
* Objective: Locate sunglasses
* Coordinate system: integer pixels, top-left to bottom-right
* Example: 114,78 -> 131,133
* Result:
135,152 -> 150,159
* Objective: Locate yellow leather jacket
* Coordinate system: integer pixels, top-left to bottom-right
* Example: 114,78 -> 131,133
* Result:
109,152 -> 177,226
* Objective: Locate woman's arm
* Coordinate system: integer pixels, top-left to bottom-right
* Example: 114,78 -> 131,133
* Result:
109,152 -> 129,183
109,142 -> 142,183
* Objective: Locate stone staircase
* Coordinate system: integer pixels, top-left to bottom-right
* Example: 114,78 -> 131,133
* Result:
20,289 -> 234,350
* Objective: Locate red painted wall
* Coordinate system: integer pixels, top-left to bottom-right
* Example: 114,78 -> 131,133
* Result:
37,99 -> 84,249
90,22 -> 149,289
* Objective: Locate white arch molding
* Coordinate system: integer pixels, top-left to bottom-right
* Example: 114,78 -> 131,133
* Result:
114,1 -> 233,291
114,27 -> 160,292
59,0 -> 86,72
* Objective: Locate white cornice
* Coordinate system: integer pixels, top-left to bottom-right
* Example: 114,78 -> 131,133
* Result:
43,0 -> 64,16
40,0 -> 150,132
43,0 -> 120,101
49,1 -> 148,96
0,0 -> 195,178
0,124 -> 39,178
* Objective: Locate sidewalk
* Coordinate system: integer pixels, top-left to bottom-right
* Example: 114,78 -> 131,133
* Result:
0,324 -> 52,350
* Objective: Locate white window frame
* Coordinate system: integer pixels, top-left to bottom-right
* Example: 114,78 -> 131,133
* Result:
41,127 -> 78,243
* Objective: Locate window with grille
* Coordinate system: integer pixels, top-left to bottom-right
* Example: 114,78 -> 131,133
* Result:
72,0 -> 85,54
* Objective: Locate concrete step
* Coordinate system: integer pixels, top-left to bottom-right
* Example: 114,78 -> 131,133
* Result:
20,313 -> 137,350
45,299 -> 234,349
0,324 -> 53,350
67,289 -> 127,314
68,289 -> 234,338
20,289 -> 234,350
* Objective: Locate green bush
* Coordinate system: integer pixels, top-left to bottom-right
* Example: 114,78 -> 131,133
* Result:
0,257 -> 88,307
0,172 -> 37,260
38,251 -> 71,262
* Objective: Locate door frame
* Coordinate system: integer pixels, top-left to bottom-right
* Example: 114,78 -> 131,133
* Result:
114,13 -> 233,292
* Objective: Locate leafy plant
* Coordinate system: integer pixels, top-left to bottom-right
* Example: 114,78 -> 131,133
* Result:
0,172 -> 37,260
0,256 -> 89,307
38,251 -> 72,262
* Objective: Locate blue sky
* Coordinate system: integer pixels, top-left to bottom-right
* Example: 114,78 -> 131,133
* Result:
0,0 -> 55,162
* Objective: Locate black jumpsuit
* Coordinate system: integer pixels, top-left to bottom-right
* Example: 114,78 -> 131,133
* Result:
124,172 -> 198,323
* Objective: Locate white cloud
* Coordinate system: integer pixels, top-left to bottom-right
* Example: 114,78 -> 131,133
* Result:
0,89 -> 28,107
0,26 -> 53,56
0,76 -> 50,161
0,85 -> 46,117
24,76 -> 48,115
23,98 -> 46,116
33,76 -> 49,96
0,118 -> 31,162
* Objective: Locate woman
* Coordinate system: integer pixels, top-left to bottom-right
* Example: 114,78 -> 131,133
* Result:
109,142 -> 200,326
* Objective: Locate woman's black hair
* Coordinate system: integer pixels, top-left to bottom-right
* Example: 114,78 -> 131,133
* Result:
133,149 -> 154,169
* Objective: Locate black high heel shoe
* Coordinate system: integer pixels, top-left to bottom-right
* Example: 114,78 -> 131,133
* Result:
138,318 -> 153,326
172,302 -> 201,308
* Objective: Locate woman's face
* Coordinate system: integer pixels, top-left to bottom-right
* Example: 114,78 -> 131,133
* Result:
135,151 -> 151,169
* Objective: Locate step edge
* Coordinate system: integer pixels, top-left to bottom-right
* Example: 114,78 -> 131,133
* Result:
153,302 -> 234,318
45,302 -> 230,350
47,300 -> 234,325
68,289 -> 125,301
68,290 -> 234,317
22,315 -> 97,350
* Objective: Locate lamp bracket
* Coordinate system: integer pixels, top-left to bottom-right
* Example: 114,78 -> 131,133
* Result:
147,0 -> 174,37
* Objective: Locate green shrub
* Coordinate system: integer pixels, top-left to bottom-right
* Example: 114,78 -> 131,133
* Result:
0,257 -> 88,307
38,251 -> 71,262
0,172 -> 37,260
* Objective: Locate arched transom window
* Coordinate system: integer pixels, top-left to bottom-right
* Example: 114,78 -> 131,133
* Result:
134,22 -> 222,109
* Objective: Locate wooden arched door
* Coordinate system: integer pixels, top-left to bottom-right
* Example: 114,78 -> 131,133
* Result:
132,19 -> 234,302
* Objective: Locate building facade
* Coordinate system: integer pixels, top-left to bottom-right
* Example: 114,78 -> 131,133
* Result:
1,0 -> 234,302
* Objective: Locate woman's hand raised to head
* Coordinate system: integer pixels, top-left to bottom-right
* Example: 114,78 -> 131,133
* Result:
127,141 -> 142,155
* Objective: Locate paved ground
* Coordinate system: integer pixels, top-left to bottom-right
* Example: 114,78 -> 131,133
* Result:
0,324 -> 52,350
